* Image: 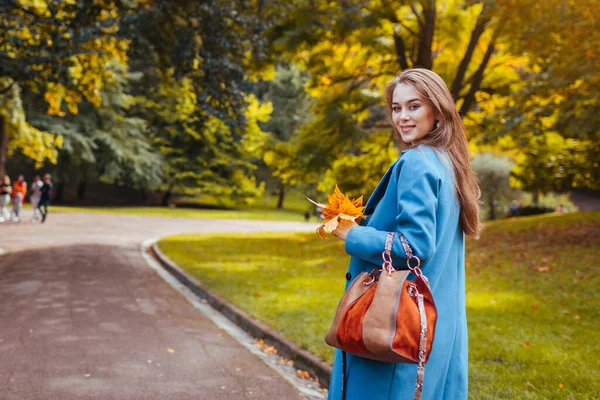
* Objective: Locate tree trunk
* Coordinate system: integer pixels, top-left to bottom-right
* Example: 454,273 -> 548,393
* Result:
459,35 -> 496,116
77,180 -> 86,200
161,180 -> 175,207
451,6 -> 491,99
416,0 -> 436,69
393,32 -> 410,70
532,190 -> 539,206
276,184 -> 285,209
55,182 -> 65,203
488,196 -> 496,220
0,116 -> 8,179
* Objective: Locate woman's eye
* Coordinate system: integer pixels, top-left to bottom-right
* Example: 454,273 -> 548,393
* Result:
410,104 -> 420,110
392,106 -> 401,112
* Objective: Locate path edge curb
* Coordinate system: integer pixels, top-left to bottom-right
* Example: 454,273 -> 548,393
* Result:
149,241 -> 332,387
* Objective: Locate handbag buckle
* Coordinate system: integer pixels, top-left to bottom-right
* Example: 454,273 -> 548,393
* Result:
363,268 -> 380,286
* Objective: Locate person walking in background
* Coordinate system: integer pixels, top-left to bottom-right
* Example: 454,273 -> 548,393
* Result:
39,173 -> 53,223
0,175 -> 12,222
11,174 -> 27,222
29,175 -> 43,222
328,69 -> 481,400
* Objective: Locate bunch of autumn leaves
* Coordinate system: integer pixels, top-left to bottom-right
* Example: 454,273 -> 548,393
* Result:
307,186 -> 366,239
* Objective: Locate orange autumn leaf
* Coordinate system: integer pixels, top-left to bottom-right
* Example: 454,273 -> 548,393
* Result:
306,185 -> 366,238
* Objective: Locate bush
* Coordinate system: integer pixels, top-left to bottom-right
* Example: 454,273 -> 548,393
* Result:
516,205 -> 554,216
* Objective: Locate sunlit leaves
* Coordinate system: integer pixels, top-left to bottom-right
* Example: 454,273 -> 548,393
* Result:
0,80 -> 62,167
307,185 -> 366,238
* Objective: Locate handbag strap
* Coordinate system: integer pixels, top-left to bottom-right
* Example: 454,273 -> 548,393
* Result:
341,351 -> 347,400
384,231 -> 428,400
384,232 -> 419,267
414,292 -> 427,400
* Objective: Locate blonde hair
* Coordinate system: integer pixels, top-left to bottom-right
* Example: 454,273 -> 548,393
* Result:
384,68 -> 482,237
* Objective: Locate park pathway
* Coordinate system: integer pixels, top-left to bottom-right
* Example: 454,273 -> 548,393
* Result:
0,210 -> 316,400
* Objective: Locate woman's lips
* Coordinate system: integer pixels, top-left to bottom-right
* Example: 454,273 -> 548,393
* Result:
400,125 -> 415,133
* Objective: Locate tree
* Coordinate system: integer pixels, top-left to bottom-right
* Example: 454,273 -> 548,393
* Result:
0,0 -> 133,176
474,0 -> 600,192
471,152 -> 513,220
30,65 -> 162,201
123,0 -> 273,205
0,80 -> 62,176
257,64 -> 312,208
267,0 -> 524,191
267,0 -> 598,196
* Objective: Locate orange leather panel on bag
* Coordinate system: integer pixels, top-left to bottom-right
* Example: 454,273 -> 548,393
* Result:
325,272 -> 372,348
336,285 -> 377,355
391,276 -> 436,361
392,280 -> 421,360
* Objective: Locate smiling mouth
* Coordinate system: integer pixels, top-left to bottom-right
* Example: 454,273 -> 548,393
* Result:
400,125 -> 415,133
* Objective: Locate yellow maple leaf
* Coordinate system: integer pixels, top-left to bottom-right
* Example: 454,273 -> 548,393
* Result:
307,185 -> 366,238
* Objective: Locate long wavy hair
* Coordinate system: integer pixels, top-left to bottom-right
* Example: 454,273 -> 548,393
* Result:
384,68 -> 482,237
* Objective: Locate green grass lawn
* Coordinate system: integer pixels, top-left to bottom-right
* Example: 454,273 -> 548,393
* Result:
158,212 -> 599,399
50,205 -> 310,222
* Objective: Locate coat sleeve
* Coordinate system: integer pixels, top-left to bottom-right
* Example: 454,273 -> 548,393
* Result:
344,149 -> 440,270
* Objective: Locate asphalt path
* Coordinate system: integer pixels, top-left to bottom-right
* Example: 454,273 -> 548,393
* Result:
0,210 -> 317,400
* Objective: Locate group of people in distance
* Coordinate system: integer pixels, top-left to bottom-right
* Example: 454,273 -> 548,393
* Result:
0,173 -> 53,223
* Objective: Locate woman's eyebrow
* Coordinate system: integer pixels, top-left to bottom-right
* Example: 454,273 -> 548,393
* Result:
392,98 -> 421,104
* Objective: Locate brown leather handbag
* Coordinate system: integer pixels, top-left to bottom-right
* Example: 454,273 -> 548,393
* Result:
326,232 -> 437,400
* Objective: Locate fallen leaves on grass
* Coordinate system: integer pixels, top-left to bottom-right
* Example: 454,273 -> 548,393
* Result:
306,185 -> 366,239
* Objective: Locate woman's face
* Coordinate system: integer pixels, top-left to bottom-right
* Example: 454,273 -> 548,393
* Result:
391,83 -> 436,144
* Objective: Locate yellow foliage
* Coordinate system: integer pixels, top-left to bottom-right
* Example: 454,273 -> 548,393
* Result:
44,83 -> 82,116
0,81 -> 61,167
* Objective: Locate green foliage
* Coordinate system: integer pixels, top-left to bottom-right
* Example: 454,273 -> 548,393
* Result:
475,0 -> 600,191
0,0 -> 133,175
159,212 -> 600,398
0,80 -> 62,167
122,0 -> 274,203
133,73 -> 265,203
267,0 -> 598,194
124,0 -> 270,128
2,0 -> 596,200
471,152 -> 514,220
260,64 -> 314,188
319,130 -> 398,198
30,65 -> 162,188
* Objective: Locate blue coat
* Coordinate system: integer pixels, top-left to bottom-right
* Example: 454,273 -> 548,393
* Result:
328,145 -> 468,400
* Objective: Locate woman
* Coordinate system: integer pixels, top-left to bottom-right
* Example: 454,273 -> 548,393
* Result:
11,174 -> 27,222
0,175 -> 12,222
29,175 -> 43,222
329,69 -> 482,400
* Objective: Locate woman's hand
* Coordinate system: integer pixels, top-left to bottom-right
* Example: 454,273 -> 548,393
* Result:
332,219 -> 358,241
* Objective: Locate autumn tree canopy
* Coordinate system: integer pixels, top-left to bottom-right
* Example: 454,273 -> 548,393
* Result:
0,0 -> 597,207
